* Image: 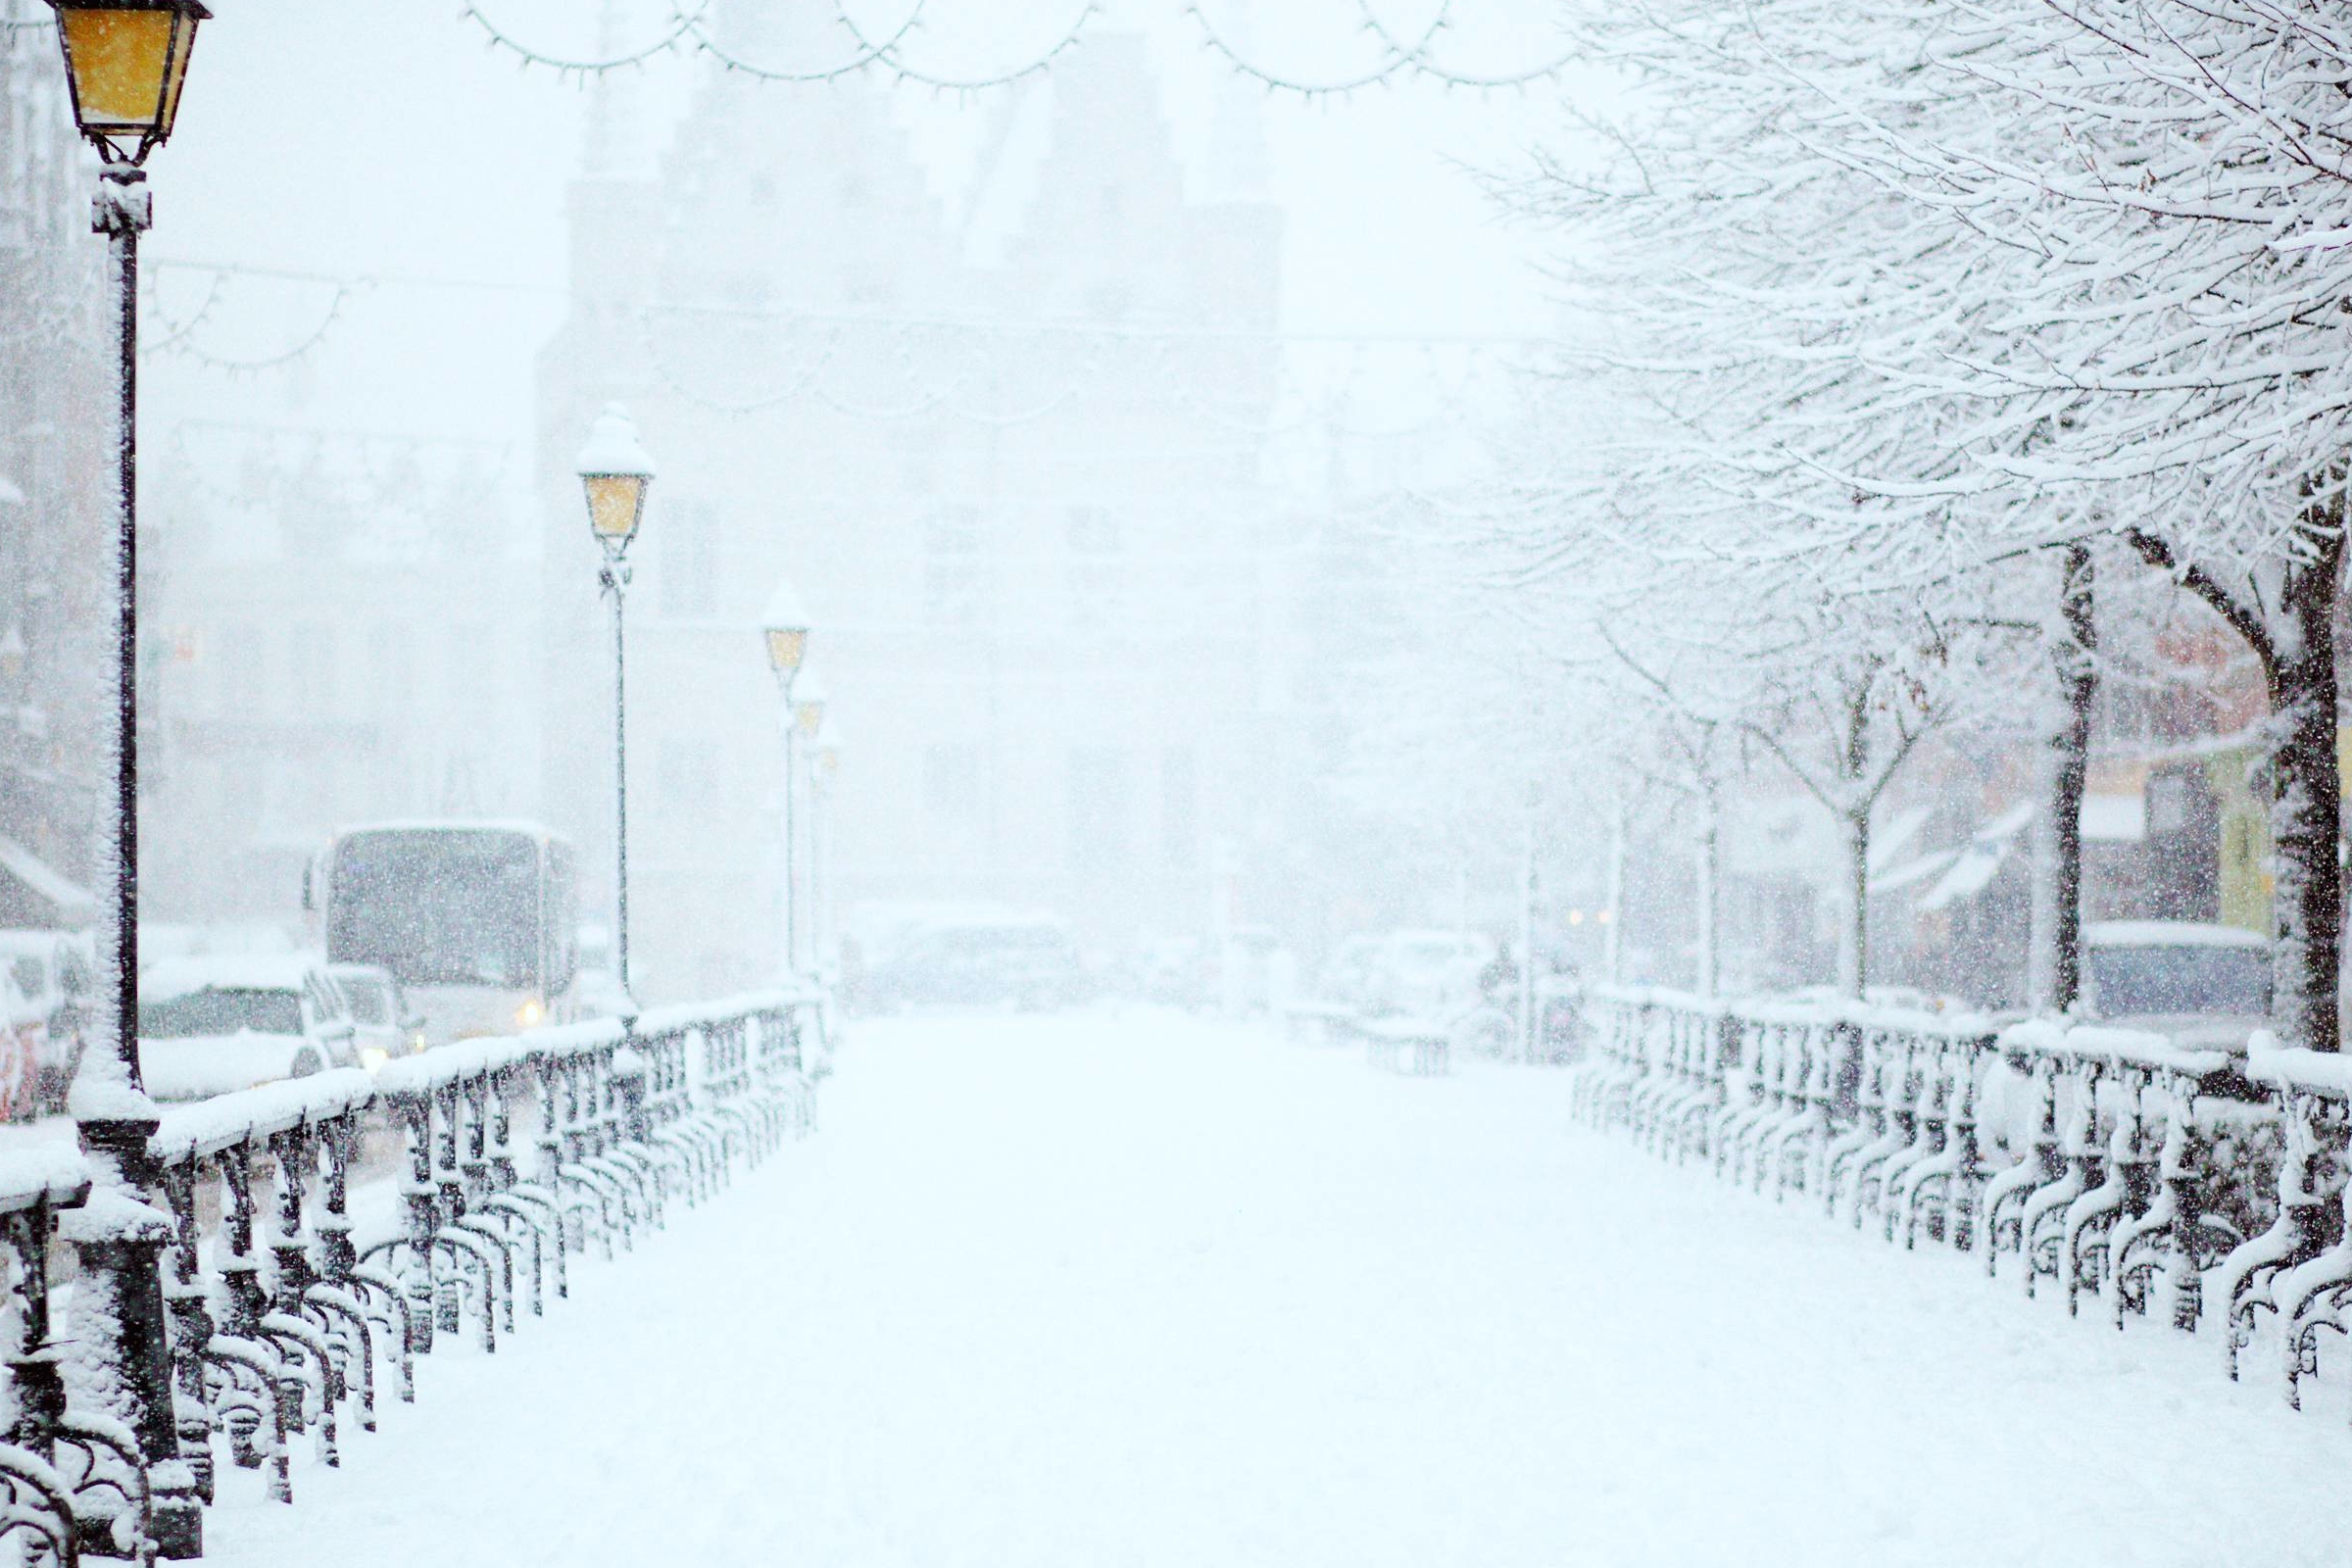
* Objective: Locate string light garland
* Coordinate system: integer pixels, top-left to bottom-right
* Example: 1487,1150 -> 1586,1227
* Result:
456,0 -> 1565,95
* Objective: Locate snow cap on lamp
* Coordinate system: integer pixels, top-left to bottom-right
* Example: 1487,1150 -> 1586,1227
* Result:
792,663 -> 828,738
762,578 -> 810,680
575,404 -> 656,554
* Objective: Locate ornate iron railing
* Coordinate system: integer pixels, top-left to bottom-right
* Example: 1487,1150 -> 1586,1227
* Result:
1,988 -> 822,1562
1568,986 -> 2348,1414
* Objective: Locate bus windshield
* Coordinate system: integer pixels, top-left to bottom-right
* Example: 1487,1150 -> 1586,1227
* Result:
328,830 -> 542,989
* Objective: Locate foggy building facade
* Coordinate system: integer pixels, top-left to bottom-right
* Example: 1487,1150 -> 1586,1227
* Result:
0,27 -> 114,928
538,16 -> 1289,1000
142,436 -> 542,925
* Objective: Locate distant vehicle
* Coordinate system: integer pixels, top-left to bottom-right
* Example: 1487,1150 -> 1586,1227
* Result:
137,955 -> 360,1102
1534,972 -> 1585,1063
863,916 -> 1087,1011
2082,920 -> 2269,1050
1361,929 -> 1496,1019
0,930 -> 95,1112
1131,936 -> 1203,1007
1215,926 -> 1287,1016
1319,935 -> 1387,1009
326,962 -> 426,1071
309,821 -> 580,1043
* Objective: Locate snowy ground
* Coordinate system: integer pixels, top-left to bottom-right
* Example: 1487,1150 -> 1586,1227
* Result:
205,1011 -> 2352,1567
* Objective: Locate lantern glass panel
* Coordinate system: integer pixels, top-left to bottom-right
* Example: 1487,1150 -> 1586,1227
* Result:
59,11 -> 175,135
765,628 -> 808,675
156,11 -> 198,141
583,473 -> 646,543
797,702 -> 826,738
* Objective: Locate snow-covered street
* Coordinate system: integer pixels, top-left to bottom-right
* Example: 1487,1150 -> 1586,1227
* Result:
199,1013 -> 2352,1568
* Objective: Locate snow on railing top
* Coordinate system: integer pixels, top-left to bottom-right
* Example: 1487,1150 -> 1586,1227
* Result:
149,1068 -> 378,1162
632,988 -> 808,1037
1997,1018 -> 2231,1079
1586,984 -> 1999,1042
140,990 -> 817,1154
1584,982 -> 1733,1017
0,1147 -> 91,1216
2246,1030 -> 2352,1101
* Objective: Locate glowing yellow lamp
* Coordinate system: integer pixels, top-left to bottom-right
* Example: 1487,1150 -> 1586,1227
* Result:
574,405 -> 656,555
47,0 -> 209,165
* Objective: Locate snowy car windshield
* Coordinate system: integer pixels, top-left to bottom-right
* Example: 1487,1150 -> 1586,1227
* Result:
930,927 -> 1068,959
2090,946 -> 2270,1017
139,989 -> 304,1039
340,978 -> 390,1025
329,831 -> 542,989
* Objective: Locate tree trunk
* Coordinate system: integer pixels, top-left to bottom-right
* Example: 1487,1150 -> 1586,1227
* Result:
2267,529 -> 2344,1053
1603,802 -> 1627,985
1694,791 -> 1720,999
1838,808 -> 1869,1000
1517,804 -> 1538,1063
2029,545 -> 2095,1015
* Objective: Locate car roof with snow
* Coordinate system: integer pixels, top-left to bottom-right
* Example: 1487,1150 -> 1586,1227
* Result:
335,818 -> 562,840
2083,920 -> 2266,951
141,956 -> 323,1000
0,931 -> 70,956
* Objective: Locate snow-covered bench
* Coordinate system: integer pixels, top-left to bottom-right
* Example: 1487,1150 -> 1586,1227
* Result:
1357,1017 -> 1450,1077
1281,1000 -> 1357,1048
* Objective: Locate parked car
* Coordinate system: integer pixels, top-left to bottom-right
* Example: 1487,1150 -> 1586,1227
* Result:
2082,920 -> 2269,1050
1130,936 -> 1204,1007
327,962 -> 426,1069
0,973 -> 46,1122
863,916 -> 1088,1010
137,956 -> 361,1101
575,965 -> 635,1021
1319,935 -> 1387,1009
0,929 -> 94,1112
1360,929 -> 1497,1019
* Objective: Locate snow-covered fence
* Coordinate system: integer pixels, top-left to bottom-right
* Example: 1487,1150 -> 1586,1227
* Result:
19,988 -> 823,1560
1569,988 -> 2352,1413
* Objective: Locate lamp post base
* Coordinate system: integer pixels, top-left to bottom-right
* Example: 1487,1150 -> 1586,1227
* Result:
69,1116 -> 202,1560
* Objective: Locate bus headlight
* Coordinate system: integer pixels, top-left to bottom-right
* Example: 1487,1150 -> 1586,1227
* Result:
359,1047 -> 389,1073
515,1001 -> 546,1030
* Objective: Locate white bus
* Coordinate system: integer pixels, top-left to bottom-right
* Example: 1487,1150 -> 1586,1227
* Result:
308,820 -> 581,1044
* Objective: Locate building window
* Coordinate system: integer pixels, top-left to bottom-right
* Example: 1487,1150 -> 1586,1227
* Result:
290,623 -> 337,715
925,506 -> 982,630
1067,561 -> 1126,633
925,744 -> 980,824
927,505 -> 980,555
662,500 -> 719,617
1067,505 -> 1118,554
1161,746 -> 1196,863
1068,747 -> 1129,869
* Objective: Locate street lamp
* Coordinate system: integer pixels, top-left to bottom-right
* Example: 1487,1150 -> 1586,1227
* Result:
44,1 -> 210,1554
811,721 -> 843,980
786,663 -> 828,978
576,405 -> 655,1000
760,582 -> 809,979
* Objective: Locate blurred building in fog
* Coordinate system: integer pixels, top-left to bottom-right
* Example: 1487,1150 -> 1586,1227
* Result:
537,13 -> 1289,999
0,29 -> 112,929
142,432 -> 540,925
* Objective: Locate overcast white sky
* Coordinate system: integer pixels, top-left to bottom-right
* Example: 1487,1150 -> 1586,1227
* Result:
144,1 -> 1571,484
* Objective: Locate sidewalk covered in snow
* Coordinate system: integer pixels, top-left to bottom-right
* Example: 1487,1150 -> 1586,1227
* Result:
209,1014 -> 2350,1568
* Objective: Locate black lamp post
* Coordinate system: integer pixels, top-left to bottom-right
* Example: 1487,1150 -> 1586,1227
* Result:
789,670 -> 827,978
812,721 -> 842,979
576,406 -> 655,1002
43,1 -> 210,1554
760,584 -> 809,978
